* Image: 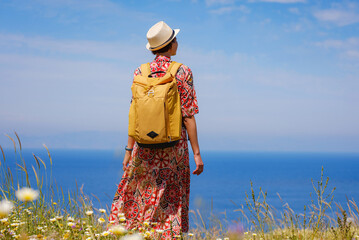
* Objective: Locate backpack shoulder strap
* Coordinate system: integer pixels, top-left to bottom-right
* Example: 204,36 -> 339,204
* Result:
167,61 -> 182,77
139,63 -> 151,77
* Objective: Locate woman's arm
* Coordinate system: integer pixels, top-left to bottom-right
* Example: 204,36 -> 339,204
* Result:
183,115 -> 204,175
123,136 -> 135,171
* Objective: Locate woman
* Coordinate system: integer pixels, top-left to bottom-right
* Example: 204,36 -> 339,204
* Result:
109,21 -> 204,238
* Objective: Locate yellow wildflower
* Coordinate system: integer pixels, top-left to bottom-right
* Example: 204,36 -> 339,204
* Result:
0,218 -> 8,223
63,232 -> 70,239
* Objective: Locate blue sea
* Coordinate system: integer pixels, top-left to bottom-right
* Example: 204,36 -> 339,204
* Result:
2,149 -> 359,225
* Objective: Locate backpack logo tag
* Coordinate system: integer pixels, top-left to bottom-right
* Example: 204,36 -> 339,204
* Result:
147,131 -> 158,139
148,89 -> 154,96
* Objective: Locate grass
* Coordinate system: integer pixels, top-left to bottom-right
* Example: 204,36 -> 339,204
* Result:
1,132 -> 359,239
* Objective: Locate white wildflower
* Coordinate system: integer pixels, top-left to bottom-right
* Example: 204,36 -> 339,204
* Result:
0,200 -> 14,217
15,187 -> 39,202
99,208 -> 106,213
101,231 -> 111,236
85,210 -> 93,216
67,222 -> 75,227
109,224 -> 127,235
121,233 -> 144,240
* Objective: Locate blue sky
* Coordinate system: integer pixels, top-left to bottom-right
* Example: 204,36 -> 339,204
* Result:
0,0 -> 358,152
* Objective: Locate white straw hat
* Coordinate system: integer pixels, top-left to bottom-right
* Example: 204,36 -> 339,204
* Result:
146,21 -> 180,51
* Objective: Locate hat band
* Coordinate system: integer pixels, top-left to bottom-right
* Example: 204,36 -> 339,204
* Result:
149,30 -> 175,50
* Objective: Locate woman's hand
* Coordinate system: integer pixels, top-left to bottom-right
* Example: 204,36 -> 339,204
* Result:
183,116 -> 203,176
192,153 -> 204,175
123,150 -> 131,172
123,137 -> 135,172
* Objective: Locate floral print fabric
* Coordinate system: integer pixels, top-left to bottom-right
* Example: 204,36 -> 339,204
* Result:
109,55 -> 199,239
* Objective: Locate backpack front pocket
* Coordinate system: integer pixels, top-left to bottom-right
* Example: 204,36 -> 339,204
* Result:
135,97 -> 167,144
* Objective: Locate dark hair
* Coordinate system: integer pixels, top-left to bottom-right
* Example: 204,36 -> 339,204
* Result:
151,38 -> 176,55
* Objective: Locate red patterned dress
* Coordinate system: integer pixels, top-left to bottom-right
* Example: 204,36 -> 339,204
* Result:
109,55 -> 199,238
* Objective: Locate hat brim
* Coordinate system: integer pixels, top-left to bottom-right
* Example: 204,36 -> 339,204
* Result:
146,29 -> 180,51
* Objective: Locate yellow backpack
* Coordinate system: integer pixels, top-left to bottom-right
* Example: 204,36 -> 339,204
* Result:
128,61 -> 182,147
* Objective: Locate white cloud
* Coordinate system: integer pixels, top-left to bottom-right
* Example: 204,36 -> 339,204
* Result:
249,0 -> 306,3
12,0 -> 126,15
313,9 -> 359,26
260,18 -> 272,25
346,50 -> 359,58
1,33 -> 359,151
209,5 -> 250,14
7,0 -> 154,25
288,7 -> 300,14
0,33 -> 151,137
315,39 -> 345,49
0,33 -> 146,62
315,37 -> 359,59
205,0 -> 235,6
316,37 -> 359,49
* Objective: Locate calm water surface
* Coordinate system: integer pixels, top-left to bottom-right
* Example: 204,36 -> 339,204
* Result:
3,149 -> 359,224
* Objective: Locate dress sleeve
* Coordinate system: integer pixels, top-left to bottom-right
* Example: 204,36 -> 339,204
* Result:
130,67 -> 141,104
176,65 -> 199,118
134,67 -> 141,77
